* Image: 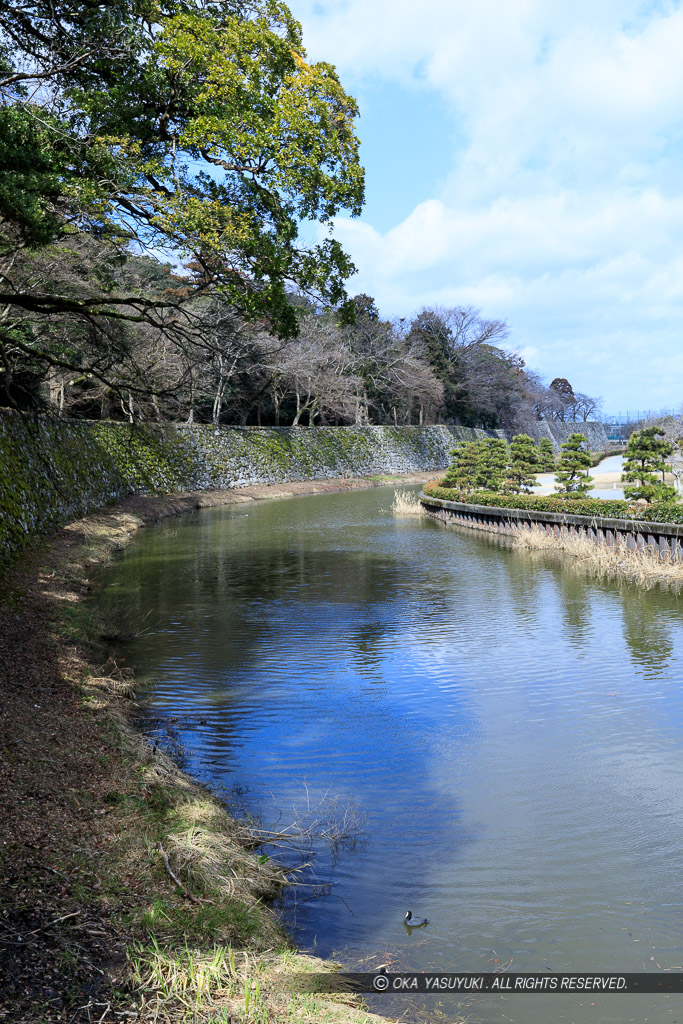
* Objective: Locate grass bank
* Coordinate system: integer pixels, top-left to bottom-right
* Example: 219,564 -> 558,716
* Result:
0,475 -> 434,1024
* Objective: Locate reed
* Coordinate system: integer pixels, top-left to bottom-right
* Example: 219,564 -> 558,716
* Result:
390,489 -> 424,516
513,525 -> 683,585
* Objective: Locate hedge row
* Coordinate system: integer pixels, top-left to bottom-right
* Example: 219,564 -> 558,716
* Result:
422,483 -> 683,525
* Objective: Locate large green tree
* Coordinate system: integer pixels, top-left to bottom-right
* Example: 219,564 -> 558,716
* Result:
0,0 -> 364,405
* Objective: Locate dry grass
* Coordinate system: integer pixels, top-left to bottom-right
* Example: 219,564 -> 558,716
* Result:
389,489 -> 424,517
128,942 -> 388,1024
512,525 -> 683,585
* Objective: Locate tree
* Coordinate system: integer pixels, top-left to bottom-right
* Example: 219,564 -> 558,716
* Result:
443,441 -> 484,492
0,0 -> 364,407
551,380 -> 576,421
475,438 -> 509,491
555,433 -> 592,494
573,393 -> 602,422
547,377 -> 577,421
407,307 -> 511,425
507,434 -> 539,493
538,436 -> 556,472
621,427 -> 676,502
642,416 -> 683,496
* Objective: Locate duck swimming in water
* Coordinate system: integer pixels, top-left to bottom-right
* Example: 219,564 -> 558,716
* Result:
404,911 -> 429,928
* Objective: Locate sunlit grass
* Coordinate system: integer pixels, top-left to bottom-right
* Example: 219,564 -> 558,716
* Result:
513,525 -> 683,585
390,489 -> 424,517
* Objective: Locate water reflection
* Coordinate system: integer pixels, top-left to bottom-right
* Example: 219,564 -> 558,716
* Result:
621,595 -> 675,676
97,487 -> 683,1024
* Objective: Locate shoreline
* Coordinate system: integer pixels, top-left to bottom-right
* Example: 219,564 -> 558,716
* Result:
0,473 -> 429,1023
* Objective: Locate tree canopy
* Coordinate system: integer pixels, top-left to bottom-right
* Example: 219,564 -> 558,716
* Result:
0,0 -> 364,403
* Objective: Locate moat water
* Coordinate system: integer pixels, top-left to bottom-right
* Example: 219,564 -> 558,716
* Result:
97,485 -> 683,1023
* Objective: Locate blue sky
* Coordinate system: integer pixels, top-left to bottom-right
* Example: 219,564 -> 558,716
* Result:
288,0 -> 683,413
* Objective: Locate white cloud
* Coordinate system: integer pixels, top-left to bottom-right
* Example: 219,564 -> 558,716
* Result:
291,0 -> 683,407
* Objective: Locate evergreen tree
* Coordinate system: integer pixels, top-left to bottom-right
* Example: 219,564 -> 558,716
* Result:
622,427 -> 676,501
507,434 -> 539,493
555,433 -> 592,494
475,438 -> 509,491
538,436 -> 556,472
443,441 -> 484,492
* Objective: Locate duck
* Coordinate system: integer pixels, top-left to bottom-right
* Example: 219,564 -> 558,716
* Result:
404,910 -> 429,928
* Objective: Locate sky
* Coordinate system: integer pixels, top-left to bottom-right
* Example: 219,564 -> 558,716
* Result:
288,0 -> 683,414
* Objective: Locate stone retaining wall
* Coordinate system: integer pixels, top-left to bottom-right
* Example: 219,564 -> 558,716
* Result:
0,414 -> 463,564
0,407 -> 609,566
419,493 -> 683,561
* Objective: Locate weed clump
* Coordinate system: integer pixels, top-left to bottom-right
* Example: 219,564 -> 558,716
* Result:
390,489 -> 424,517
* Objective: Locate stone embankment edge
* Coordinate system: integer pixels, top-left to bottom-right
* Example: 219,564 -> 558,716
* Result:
3,475 -> 433,1024
419,493 -> 683,560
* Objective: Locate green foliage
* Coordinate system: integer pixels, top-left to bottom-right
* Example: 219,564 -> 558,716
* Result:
538,437 -> 556,472
443,437 -> 510,493
555,433 -> 592,494
0,107 -> 70,247
478,438 -> 509,491
443,441 -> 482,492
507,434 -> 538,493
0,0 -> 364,348
622,427 -> 676,501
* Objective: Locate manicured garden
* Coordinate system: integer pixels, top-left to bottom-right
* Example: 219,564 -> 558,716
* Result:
424,427 -> 683,524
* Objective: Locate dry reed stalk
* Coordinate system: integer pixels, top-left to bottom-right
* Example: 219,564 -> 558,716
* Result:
512,525 -> 683,585
390,489 -> 424,517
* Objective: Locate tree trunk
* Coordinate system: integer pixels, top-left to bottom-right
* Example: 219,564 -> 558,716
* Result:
292,390 -> 302,426
212,377 -> 225,426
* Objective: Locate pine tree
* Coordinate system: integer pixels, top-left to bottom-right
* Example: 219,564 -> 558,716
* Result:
555,433 -> 592,494
475,438 -> 509,491
443,441 -> 484,492
538,437 -> 556,472
622,427 -> 676,501
506,434 -> 539,493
